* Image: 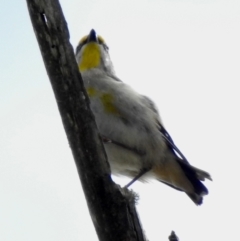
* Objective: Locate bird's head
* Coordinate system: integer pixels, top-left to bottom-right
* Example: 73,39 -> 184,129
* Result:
76,29 -> 115,75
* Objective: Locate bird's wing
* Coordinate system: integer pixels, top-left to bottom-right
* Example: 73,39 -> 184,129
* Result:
159,124 -> 190,164
141,95 -> 189,163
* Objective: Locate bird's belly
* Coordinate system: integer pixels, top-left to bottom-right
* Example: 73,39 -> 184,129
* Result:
103,143 -> 143,178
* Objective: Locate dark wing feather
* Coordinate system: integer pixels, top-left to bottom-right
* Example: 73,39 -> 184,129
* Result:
141,96 -> 209,203
141,95 -> 189,163
159,124 -> 189,164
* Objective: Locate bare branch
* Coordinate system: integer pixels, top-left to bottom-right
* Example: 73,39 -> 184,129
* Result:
26,0 -> 145,240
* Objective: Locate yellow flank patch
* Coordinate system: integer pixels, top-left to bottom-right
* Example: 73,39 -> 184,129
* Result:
79,43 -> 101,71
87,87 -> 97,97
100,93 -> 119,114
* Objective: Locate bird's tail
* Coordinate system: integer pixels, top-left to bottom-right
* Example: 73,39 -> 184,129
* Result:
153,156 -> 212,205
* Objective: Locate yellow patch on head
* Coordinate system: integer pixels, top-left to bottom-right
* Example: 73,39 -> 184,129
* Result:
100,93 -> 119,114
79,43 -> 101,71
98,36 -> 105,44
79,35 -> 88,45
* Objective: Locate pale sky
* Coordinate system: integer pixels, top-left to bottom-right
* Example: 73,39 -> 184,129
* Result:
1,0 -> 240,240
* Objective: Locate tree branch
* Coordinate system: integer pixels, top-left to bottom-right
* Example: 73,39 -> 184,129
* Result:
26,0 -> 145,240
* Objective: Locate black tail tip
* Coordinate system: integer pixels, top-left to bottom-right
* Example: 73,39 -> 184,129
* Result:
188,193 -> 203,205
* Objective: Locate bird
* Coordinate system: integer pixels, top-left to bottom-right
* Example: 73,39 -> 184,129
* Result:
75,29 -> 212,205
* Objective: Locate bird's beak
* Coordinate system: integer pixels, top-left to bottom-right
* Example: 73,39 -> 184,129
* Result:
87,29 -> 98,43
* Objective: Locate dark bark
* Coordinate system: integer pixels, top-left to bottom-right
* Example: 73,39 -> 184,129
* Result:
25,0 -> 145,240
